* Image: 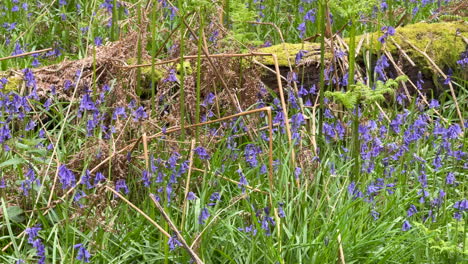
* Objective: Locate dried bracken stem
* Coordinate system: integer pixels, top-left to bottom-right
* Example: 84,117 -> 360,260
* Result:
384,50 -> 449,124
106,186 -> 171,238
150,194 -> 205,264
145,107 -> 276,189
337,231 -> 346,264
190,193 -> 248,249
0,48 -> 53,62
191,167 -> 269,194
142,133 -> 150,170
400,36 -> 464,130
389,38 -> 416,67
180,139 -> 196,230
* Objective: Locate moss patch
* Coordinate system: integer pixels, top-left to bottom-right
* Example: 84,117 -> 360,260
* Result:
1,75 -> 23,93
257,22 -> 467,71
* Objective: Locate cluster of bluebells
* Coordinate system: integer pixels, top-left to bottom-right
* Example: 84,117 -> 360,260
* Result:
25,225 -> 46,264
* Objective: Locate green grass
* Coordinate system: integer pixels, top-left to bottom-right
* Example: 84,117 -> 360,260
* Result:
0,0 -> 467,263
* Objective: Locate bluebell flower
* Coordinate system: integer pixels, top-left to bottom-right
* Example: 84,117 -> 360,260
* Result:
80,170 -> 93,189
199,207 -> 210,225
59,165 -> 76,189
402,220 -> 411,231
407,204 -> 418,217
141,170 -> 151,187
132,106 -> 148,121
194,146 -> 210,160
187,192 -> 197,200
94,37 -> 103,47
168,235 -> 182,251
164,69 -> 178,82
115,179 -> 129,194
74,243 -> 91,263
446,172 -> 456,185
237,169 -> 248,192
208,192 -> 221,206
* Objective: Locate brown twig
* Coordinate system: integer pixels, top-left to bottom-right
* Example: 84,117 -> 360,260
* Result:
150,194 -> 204,264
106,186 -> 171,238
400,35 -> 464,130
0,48 -> 53,62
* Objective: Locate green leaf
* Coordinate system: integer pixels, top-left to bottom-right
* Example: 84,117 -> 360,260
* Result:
4,206 -> 25,223
0,157 -> 24,169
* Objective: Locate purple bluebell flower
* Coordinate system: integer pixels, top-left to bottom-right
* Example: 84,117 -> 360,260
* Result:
407,204 -> 418,217
294,167 -> 302,179
208,192 -> 221,206
59,165 -> 76,189
74,191 -> 87,207
115,179 -> 129,194
378,26 -> 395,43
132,106 -> 147,121
164,69 -> 178,82
141,170 -> 151,187
446,172 -> 456,185
278,203 -> 286,218
74,243 -> 91,263
94,37 -> 103,47
295,50 -> 308,64
297,22 -> 306,38
187,192 -> 197,200
237,169 -> 248,192
402,220 -> 411,231
244,144 -> 262,168
453,199 -> 467,211
168,235 -> 182,251
194,146 -> 210,160
199,207 -> 210,224
80,170 -> 93,189
112,107 -> 127,120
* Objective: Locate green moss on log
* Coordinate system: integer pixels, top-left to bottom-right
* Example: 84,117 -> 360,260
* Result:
257,22 -> 467,72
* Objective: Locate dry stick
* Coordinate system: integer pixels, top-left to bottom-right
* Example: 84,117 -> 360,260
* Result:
105,186 -> 171,238
400,36 -> 465,130
41,136 -> 141,216
389,38 -> 416,67
247,21 -> 299,177
337,231 -> 346,264
383,50 -> 449,124
142,133 -> 150,170
180,139 -> 196,230
192,167 -> 268,194
383,51 -> 413,102
0,48 -> 53,62
150,194 -> 205,264
146,107 -> 275,189
190,193 -> 248,249
163,1 -> 242,113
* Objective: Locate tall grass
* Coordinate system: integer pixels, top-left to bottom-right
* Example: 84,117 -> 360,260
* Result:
0,0 -> 466,263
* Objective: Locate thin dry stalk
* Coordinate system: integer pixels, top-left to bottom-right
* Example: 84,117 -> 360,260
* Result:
192,167 -> 268,194
190,193 -> 248,249
142,133 -> 150,170
400,36 -> 464,130
150,194 -> 205,264
338,231 -> 346,264
146,107 -> 276,189
0,48 -> 52,62
105,186 -> 171,238
384,50 -> 449,124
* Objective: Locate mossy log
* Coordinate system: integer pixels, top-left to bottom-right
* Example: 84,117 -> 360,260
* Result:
257,22 -> 467,95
